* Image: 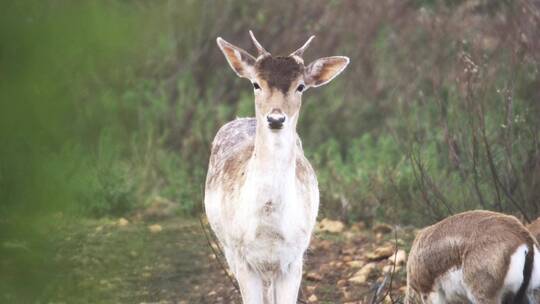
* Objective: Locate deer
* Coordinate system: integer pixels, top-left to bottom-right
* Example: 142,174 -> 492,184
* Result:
405,210 -> 540,304
527,217 -> 540,303
204,31 -> 349,304
527,217 -> 540,243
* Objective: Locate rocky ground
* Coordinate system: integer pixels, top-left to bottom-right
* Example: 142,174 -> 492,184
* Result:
46,204 -> 418,304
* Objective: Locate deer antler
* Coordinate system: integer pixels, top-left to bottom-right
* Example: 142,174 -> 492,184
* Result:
290,35 -> 315,58
249,30 -> 270,57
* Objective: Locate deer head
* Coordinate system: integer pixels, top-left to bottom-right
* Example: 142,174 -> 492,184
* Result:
217,31 -> 349,132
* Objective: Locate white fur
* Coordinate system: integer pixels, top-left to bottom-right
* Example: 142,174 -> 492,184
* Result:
440,268 -> 470,302
504,244 -> 540,300
530,246 -> 540,291
503,244 -> 529,295
424,268 -> 470,304
205,119 -> 319,304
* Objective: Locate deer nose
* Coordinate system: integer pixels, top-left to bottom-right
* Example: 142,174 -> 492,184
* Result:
267,112 -> 286,130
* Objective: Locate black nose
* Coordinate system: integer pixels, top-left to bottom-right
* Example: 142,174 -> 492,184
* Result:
267,115 -> 285,129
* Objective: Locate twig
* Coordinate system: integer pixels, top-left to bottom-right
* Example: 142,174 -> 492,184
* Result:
382,230 -> 401,304
470,125 -> 487,209
370,229 -> 402,304
478,108 -> 531,222
371,275 -> 388,304
409,149 -> 445,220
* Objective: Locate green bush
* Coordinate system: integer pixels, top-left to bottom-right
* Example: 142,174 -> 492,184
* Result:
2,0 -> 539,224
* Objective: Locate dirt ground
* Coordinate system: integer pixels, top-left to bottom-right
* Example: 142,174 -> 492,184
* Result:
48,216 -> 417,304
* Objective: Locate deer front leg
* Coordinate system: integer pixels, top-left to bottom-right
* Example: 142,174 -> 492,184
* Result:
236,261 -> 264,304
275,259 -> 303,304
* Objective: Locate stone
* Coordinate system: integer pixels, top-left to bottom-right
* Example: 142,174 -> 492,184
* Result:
148,224 -> 163,233
348,263 -> 376,285
372,223 -> 393,234
117,218 -> 129,226
346,260 -> 364,268
306,272 -> 322,282
317,218 -> 345,233
366,244 -> 395,261
388,249 -> 407,266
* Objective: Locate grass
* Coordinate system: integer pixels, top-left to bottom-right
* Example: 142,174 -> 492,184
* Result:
36,217 -> 212,303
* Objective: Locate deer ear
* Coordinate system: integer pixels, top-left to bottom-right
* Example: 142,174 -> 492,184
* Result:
305,56 -> 349,87
217,37 -> 256,79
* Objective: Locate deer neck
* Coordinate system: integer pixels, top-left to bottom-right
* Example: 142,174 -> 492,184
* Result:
251,118 -> 297,180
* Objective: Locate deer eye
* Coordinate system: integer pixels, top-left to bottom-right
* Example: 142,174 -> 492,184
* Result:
296,84 -> 305,92
253,82 -> 260,90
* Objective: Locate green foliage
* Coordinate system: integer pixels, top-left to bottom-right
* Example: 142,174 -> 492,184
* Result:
2,0 -> 539,222
2,0 -> 539,215
79,135 -> 137,217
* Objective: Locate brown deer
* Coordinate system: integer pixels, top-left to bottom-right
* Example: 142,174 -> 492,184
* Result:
527,217 -> 540,243
406,210 -> 540,304
204,31 -> 349,304
527,217 -> 540,303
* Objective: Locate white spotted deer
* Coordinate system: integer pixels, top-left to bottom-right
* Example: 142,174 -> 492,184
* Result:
204,31 -> 349,304
406,210 -> 540,304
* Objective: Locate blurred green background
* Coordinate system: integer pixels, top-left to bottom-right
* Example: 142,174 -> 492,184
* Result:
1,0 -> 539,302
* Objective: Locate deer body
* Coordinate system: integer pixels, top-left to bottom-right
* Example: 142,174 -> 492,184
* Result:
527,218 -> 540,303
205,32 -> 348,303
205,118 -> 317,302
406,210 -> 540,304
527,218 -> 540,243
